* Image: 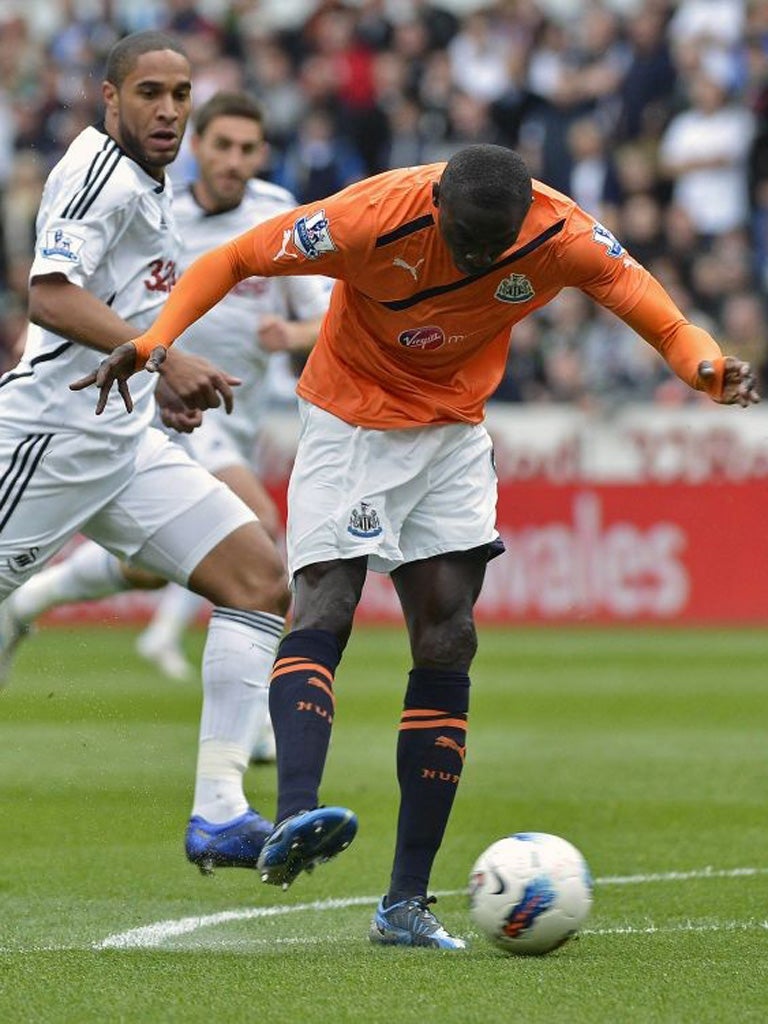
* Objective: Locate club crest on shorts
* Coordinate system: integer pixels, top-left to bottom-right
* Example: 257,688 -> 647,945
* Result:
347,501 -> 383,538
494,273 -> 535,303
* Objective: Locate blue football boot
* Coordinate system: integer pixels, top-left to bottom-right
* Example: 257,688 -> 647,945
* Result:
257,806 -> 358,889
369,895 -> 467,950
185,808 -> 273,875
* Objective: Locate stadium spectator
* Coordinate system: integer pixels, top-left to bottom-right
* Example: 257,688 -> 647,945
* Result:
564,115 -> 622,222
0,32 -> 291,877
489,315 -> 550,404
415,48 -> 454,145
0,152 -> 44,306
82,144 -> 758,950
538,289 -> 605,406
244,38 -> 307,154
443,89 -> 507,155
617,192 -> 666,268
447,10 -> 514,105
658,68 -> 755,239
616,5 -> 678,143
667,0 -> 745,89
272,105 -> 366,203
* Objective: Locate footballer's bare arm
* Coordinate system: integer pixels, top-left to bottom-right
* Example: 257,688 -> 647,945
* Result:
29,275 -> 139,352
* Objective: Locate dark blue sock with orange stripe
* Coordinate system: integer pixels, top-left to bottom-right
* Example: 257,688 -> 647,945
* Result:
269,628 -> 342,823
386,667 -> 470,905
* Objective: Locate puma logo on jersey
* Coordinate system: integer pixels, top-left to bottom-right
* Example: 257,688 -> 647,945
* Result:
274,228 -> 297,262
393,256 -> 425,280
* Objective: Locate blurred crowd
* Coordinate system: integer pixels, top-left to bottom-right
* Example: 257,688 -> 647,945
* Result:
1,0 -> 768,409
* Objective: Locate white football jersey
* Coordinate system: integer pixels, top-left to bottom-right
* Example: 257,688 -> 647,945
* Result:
0,126 -> 180,436
172,178 -> 332,456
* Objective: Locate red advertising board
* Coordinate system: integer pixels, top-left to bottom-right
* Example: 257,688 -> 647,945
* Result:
483,480 -> 768,624
42,407 -> 768,627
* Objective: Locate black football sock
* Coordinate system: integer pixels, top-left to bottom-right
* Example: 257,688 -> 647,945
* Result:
386,667 -> 470,906
269,628 -> 342,823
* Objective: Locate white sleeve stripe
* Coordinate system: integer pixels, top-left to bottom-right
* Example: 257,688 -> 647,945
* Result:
62,140 -> 122,220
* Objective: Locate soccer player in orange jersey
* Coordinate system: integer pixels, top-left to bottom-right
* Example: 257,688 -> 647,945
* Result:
75,144 -> 759,949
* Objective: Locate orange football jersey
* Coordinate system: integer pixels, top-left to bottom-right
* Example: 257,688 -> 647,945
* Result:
134,164 -> 723,427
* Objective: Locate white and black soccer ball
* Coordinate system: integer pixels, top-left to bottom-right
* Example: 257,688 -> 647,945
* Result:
468,832 -> 593,955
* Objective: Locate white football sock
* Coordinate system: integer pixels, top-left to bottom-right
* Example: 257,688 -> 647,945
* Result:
10,540 -> 129,625
192,607 -> 284,823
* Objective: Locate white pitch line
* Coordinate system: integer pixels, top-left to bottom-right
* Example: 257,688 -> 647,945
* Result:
583,920 -> 768,937
94,895 -> 378,950
596,865 -> 768,886
94,865 -> 768,950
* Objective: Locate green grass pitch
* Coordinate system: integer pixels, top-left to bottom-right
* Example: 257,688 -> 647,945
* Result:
1,623 -> 766,1022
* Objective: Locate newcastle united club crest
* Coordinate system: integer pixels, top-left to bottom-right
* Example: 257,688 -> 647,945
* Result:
347,501 -> 383,538
494,273 -> 535,303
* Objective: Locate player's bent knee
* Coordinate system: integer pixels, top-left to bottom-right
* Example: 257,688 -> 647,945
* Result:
120,563 -> 167,589
189,522 -> 290,615
411,616 -> 478,669
291,598 -> 357,642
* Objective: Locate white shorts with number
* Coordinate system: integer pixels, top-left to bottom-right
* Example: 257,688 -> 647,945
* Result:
287,399 -> 499,577
0,425 -> 255,600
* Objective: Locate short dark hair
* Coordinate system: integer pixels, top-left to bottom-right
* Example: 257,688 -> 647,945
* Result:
440,145 -> 532,209
193,92 -> 265,136
105,30 -> 188,88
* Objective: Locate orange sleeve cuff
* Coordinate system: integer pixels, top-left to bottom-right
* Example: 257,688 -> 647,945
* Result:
133,334 -> 161,369
620,277 -> 724,395
694,355 -> 725,398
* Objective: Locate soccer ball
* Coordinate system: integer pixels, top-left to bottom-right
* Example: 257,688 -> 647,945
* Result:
468,832 -> 593,955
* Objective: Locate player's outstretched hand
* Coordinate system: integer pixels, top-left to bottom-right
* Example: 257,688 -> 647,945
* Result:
69,341 -> 165,414
698,357 -> 760,407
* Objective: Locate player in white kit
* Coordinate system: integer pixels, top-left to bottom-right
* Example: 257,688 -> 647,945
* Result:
0,93 -> 330,765
0,33 -> 291,875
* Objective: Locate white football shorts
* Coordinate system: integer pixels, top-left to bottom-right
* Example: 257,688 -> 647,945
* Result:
0,425 -> 255,599
174,412 -> 252,475
287,399 -> 499,577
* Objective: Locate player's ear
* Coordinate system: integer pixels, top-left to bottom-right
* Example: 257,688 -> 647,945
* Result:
102,80 -> 118,114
